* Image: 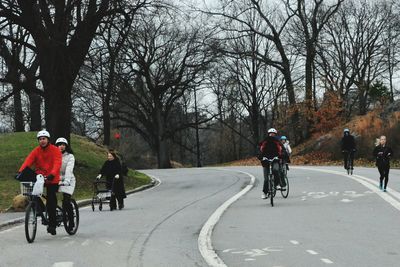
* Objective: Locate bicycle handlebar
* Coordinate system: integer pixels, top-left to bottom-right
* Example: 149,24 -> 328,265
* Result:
261,156 -> 279,162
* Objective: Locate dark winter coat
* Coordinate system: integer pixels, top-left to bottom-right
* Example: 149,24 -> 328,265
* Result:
341,134 -> 356,151
373,145 -> 393,167
100,159 -> 126,199
258,136 -> 283,167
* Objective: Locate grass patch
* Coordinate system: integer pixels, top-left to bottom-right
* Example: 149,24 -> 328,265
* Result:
0,132 -> 152,212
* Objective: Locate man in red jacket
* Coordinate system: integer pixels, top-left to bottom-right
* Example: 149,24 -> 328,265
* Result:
19,130 -> 62,235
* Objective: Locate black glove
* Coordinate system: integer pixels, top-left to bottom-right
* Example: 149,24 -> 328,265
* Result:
47,174 -> 55,181
15,172 -> 21,180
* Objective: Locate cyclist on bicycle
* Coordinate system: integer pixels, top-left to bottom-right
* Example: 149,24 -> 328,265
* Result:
55,137 -> 76,231
258,128 -> 285,199
341,128 -> 356,170
18,130 -> 62,235
280,136 -> 292,170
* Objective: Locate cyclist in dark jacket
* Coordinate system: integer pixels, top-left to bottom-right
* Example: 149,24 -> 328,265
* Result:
258,128 -> 284,199
373,136 -> 393,192
341,128 -> 356,170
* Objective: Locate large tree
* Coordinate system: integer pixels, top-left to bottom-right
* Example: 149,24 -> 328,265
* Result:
0,0 -> 147,142
114,9 -> 218,168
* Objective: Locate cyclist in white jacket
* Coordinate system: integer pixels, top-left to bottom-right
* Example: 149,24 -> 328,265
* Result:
56,137 -> 76,231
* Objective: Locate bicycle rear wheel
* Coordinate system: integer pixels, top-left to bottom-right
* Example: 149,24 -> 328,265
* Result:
63,199 -> 79,235
281,168 -> 289,198
25,201 -> 37,243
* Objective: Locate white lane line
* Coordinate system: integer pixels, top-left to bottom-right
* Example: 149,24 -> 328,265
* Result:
52,262 -> 74,267
353,174 -> 400,201
306,250 -> 318,255
81,239 -> 90,246
198,170 -> 256,267
294,167 -> 400,212
321,258 -> 334,264
290,240 -> 299,245
244,258 -> 256,261
340,198 -> 353,203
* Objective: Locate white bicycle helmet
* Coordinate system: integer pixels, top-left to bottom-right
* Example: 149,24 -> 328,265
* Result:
37,130 -> 50,139
55,137 -> 68,145
343,128 -> 350,133
267,128 -> 278,134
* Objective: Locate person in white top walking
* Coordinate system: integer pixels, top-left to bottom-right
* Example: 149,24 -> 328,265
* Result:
55,137 -> 76,231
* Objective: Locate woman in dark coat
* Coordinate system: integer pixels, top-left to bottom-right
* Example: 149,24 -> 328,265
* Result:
373,136 -> 393,192
97,150 -> 126,210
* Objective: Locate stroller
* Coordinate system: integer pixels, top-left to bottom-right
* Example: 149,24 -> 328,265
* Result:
91,178 -> 115,211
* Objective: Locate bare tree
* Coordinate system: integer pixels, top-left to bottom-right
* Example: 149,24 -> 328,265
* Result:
0,0 -> 147,142
114,8 -> 218,168
317,0 -> 392,116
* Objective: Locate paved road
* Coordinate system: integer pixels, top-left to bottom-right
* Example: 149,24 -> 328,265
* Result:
1,166 -> 400,267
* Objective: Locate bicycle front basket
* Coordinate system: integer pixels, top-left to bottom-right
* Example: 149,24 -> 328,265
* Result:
20,182 -> 35,196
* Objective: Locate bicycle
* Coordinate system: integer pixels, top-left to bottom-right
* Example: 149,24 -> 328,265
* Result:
280,162 -> 289,198
343,150 -> 355,175
20,181 -> 79,243
262,157 -> 280,207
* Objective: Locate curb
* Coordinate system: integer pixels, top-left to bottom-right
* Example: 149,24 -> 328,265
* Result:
0,178 -> 158,230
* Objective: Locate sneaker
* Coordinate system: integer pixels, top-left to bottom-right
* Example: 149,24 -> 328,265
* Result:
261,193 -> 267,199
118,204 -> 124,210
379,184 -> 383,190
281,186 -> 287,191
383,188 -> 387,192
47,226 -> 56,235
276,185 -> 281,190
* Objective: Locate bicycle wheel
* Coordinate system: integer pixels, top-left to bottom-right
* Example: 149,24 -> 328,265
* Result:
25,201 -> 37,243
64,199 -> 79,235
269,175 -> 275,207
281,168 -> 289,198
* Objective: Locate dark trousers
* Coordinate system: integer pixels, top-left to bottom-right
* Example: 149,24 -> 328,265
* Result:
377,163 -> 390,189
46,184 -> 59,228
262,161 -> 285,194
110,194 -> 124,209
62,193 -> 74,225
343,151 -> 354,169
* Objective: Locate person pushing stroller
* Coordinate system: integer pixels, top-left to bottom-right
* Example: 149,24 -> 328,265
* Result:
96,150 -> 126,210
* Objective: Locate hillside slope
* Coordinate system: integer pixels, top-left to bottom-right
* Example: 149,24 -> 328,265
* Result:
0,132 -> 151,212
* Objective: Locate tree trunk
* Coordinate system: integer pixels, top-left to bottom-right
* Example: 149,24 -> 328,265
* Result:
155,105 -> 171,168
41,47 -> 73,143
27,91 -> 42,131
13,85 -> 24,132
103,103 -> 111,146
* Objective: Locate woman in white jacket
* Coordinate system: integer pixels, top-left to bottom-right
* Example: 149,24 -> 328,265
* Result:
56,137 -> 76,230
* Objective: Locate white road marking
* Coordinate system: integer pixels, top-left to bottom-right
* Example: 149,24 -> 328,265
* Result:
0,224 -> 23,234
294,167 -> 400,212
81,239 -> 90,246
341,198 -> 353,203
290,240 -> 299,245
52,262 -> 74,267
244,258 -> 256,261
321,258 -> 334,264
222,248 -> 236,253
198,169 -> 256,267
105,240 -> 114,245
306,250 -> 318,255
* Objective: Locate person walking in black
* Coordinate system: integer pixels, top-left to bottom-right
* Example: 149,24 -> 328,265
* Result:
373,136 -> 393,192
341,128 -> 356,170
96,150 -> 126,210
